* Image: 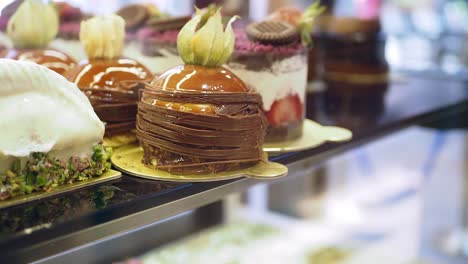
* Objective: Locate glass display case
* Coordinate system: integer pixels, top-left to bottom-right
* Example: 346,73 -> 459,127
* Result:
0,1 -> 467,263
0,74 -> 465,263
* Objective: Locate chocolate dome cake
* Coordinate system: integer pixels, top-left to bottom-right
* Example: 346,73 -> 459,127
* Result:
67,14 -> 153,147
136,7 -> 267,174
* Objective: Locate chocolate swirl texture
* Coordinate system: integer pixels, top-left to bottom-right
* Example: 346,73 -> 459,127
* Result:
136,65 -> 267,174
68,59 -> 152,137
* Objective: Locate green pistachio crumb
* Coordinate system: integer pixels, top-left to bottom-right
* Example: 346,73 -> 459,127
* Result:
0,144 -> 111,200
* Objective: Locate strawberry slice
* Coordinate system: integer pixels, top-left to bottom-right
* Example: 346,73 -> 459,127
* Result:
266,94 -> 303,127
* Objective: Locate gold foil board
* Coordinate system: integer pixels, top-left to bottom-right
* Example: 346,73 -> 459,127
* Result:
263,119 -> 352,153
112,145 -> 288,182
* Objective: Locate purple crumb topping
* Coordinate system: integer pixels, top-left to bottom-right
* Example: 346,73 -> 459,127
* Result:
234,28 -> 305,56
59,22 -> 80,34
137,28 -> 179,45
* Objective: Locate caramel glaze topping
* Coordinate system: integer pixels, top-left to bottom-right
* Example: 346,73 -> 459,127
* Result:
67,58 -> 153,135
1,48 -> 76,76
137,65 -> 267,174
68,58 -> 152,90
148,64 -> 248,115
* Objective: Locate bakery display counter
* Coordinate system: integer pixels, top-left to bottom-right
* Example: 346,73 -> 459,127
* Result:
0,75 -> 466,263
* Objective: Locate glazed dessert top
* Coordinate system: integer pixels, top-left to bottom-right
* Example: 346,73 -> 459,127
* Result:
145,65 -> 251,115
150,64 -> 248,93
144,7 -> 253,114
69,58 -> 152,90
0,59 -> 104,159
1,48 -> 76,76
69,14 -> 152,90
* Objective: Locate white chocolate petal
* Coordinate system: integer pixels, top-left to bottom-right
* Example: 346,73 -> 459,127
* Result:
0,59 -> 104,160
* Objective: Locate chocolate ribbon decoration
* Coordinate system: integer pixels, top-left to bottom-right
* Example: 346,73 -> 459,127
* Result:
136,85 -> 267,173
81,80 -> 149,136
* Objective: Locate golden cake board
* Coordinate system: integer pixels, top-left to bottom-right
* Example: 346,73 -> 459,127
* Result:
263,119 -> 352,153
112,145 -> 288,182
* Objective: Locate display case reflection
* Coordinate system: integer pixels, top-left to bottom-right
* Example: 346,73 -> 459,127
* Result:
0,185 -> 130,236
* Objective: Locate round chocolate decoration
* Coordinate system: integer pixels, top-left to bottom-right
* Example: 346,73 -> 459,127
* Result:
246,20 -> 299,45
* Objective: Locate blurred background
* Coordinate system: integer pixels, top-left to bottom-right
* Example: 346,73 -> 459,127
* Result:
1,0 -> 466,77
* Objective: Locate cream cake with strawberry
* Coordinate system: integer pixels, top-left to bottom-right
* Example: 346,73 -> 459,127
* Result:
227,21 -> 307,142
227,3 -> 324,142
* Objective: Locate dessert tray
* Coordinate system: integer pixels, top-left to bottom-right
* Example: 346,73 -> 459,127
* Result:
111,144 -> 288,182
0,170 -> 122,209
263,119 -> 353,154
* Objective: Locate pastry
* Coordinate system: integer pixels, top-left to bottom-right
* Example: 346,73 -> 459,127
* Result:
136,7 -> 266,174
1,0 -> 77,76
67,14 -> 153,147
320,16 -> 389,95
0,59 -> 111,200
226,21 -> 304,142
